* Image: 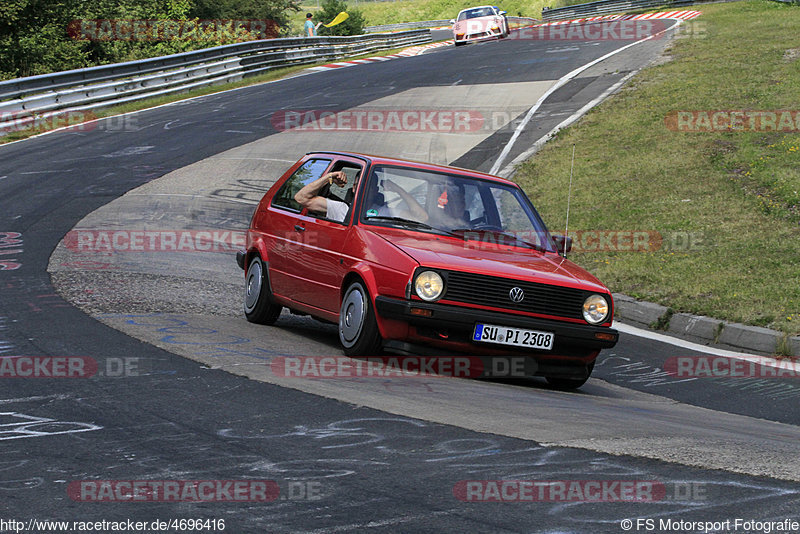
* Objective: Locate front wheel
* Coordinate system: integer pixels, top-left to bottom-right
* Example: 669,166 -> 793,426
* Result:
244,256 -> 282,325
545,362 -> 594,390
339,280 -> 383,356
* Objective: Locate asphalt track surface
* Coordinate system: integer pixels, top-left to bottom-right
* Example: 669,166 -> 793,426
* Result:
2,22 -> 800,533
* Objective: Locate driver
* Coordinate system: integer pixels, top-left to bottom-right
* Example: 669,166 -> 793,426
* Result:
364,176 -> 428,222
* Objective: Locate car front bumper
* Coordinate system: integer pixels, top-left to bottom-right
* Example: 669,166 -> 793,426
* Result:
374,295 -> 618,359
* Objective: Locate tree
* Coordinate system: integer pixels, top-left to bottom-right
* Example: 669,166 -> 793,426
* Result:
189,0 -> 299,37
0,0 -> 89,79
0,0 -> 302,80
316,0 -> 365,37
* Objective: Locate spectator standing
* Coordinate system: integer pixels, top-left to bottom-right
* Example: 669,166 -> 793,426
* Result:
304,13 -> 322,37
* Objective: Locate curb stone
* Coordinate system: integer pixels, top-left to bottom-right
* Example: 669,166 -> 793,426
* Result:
613,293 -> 799,358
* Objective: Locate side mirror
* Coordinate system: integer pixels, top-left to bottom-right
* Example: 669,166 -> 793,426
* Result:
449,19 -> 456,24
499,10 -> 507,15
551,235 -> 573,255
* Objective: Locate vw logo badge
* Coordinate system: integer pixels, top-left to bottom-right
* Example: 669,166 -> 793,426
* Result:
509,287 -> 525,303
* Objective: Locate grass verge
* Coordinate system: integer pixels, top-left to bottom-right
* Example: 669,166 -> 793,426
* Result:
300,0 -> 549,30
514,1 -> 800,335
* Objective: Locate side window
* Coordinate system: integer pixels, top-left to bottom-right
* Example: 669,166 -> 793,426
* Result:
272,159 -> 331,212
317,163 -> 363,223
325,165 -> 362,206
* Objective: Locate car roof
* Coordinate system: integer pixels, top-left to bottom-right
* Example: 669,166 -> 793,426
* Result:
457,5 -> 498,14
305,150 -> 518,187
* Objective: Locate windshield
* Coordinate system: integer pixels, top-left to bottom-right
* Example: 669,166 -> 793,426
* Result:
358,165 -> 556,252
458,7 -> 496,20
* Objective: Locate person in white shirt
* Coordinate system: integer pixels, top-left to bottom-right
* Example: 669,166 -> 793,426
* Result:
294,170 -> 355,222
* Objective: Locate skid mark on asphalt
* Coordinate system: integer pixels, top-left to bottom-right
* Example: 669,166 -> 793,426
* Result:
215,413 -> 800,529
596,354 -> 800,400
0,412 -> 102,441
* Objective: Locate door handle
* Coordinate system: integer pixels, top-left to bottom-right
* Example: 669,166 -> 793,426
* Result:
294,225 -> 306,232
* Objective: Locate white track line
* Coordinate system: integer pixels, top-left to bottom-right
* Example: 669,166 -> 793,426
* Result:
615,321 -> 799,370
497,69 -> 639,177
489,18 -> 682,175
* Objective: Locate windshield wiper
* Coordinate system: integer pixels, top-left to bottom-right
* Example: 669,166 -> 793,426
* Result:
365,215 -> 433,228
365,216 -> 455,236
448,228 -> 547,252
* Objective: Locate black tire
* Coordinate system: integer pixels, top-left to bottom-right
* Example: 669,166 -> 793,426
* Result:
244,256 -> 282,325
339,280 -> 383,356
545,362 -> 594,390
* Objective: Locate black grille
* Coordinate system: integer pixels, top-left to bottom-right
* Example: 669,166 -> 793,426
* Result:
443,271 -> 590,320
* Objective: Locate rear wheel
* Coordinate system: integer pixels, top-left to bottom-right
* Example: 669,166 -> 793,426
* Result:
339,280 -> 382,356
545,362 -> 594,390
244,256 -> 282,325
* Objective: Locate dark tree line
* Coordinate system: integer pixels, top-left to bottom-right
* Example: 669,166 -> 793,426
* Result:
0,0 -> 311,80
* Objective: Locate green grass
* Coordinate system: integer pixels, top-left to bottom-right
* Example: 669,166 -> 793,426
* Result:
514,1 -> 800,335
298,0 -> 549,31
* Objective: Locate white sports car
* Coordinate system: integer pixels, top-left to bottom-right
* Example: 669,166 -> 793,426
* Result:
451,5 -> 509,46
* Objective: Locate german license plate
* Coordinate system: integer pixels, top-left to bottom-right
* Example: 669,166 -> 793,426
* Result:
473,323 -> 554,350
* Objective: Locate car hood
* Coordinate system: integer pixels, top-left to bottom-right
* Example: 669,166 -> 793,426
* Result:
453,16 -> 501,32
372,230 -> 609,293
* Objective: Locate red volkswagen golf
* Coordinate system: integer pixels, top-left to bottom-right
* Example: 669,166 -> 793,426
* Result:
237,151 -> 617,388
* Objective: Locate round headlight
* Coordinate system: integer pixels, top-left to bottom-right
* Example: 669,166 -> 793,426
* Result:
583,294 -> 609,324
414,271 -> 444,302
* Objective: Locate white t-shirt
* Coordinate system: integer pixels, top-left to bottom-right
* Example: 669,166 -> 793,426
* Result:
326,199 -> 349,222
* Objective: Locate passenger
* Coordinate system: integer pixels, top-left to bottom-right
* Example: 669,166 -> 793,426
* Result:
433,184 -> 470,228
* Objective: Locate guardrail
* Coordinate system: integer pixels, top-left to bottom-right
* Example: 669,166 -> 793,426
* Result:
366,20 -> 451,32
542,0 -> 703,20
366,16 -> 539,33
0,30 -> 430,133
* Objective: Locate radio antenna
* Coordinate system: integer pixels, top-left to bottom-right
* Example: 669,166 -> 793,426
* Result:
563,144 -> 575,259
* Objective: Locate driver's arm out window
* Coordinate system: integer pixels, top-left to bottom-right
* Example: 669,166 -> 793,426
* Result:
272,159 -> 331,212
